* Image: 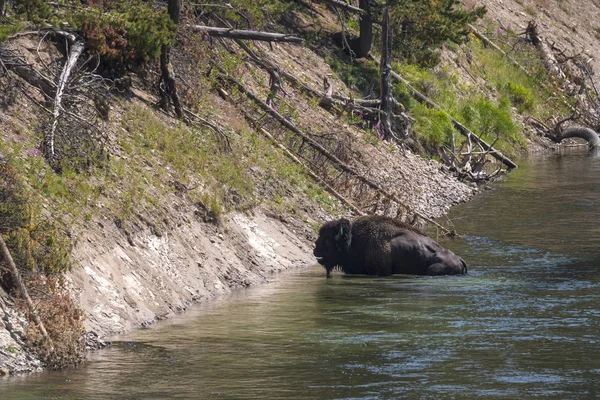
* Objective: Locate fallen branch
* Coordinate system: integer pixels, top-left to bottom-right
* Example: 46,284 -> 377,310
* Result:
246,115 -> 365,216
224,74 -> 454,235
370,55 -> 518,169
183,107 -> 232,152
228,34 -> 390,121
189,25 -> 304,43
308,0 -> 365,13
0,50 -> 56,98
0,235 -> 52,348
468,24 -> 530,77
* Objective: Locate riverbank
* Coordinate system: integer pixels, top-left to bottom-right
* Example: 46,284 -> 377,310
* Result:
0,124 -> 476,375
1,0 -> 596,375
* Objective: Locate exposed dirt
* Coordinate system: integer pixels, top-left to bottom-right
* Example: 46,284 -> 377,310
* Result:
464,0 -> 600,82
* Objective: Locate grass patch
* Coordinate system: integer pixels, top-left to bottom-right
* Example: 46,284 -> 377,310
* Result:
326,54 -> 380,98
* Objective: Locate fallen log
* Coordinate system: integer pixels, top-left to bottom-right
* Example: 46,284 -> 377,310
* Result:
246,116 -> 366,216
0,51 -> 56,98
224,74 -> 455,235
189,26 -> 303,43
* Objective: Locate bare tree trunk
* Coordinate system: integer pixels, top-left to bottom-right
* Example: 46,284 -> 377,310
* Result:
379,7 -> 395,141
0,0 -> 5,17
47,34 -> 84,161
160,0 -> 183,118
0,235 -> 52,347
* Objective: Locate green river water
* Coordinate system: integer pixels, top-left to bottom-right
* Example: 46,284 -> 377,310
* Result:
2,149 -> 600,399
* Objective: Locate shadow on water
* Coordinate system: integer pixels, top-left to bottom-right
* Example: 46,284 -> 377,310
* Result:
2,148 -> 600,399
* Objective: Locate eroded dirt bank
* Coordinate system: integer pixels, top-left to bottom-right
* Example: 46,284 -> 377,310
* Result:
1,149 -> 474,375
5,0 -> 581,374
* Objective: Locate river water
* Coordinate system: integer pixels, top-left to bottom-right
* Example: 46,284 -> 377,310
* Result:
2,149 -> 600,399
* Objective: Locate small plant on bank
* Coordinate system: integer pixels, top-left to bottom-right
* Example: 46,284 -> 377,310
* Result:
504,81 -> 535,113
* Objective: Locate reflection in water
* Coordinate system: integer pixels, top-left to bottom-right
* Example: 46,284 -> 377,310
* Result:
2,149 -> 600,399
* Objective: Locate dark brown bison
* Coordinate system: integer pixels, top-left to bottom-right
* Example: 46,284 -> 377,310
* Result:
313,215 -> 467,277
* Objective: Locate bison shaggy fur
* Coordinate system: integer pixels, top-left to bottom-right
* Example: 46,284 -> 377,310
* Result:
313,215 -> 467,277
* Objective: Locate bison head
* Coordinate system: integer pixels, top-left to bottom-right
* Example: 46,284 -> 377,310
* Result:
313,218 -> 352,276
421,244 -> 468,275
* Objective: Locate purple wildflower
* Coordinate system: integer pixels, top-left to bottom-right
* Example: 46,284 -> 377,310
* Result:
28,148 -> 42,157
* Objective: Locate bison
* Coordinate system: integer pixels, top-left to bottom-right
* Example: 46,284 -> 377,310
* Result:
313,215 -> 468,277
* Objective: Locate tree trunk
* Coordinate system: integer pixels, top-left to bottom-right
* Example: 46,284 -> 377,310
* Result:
47,37 -> 84,161
160,0 -> 182,118
0,0 -> 5,17
0,235 -> 52,347
355,0 -> 373,58
379,7 -> 395,141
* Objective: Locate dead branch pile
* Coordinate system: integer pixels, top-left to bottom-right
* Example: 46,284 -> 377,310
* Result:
0,31 -> 109,172
222,74 -> 454,234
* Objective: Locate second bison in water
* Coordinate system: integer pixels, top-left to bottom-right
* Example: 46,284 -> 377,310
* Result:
314,215 -> 467,277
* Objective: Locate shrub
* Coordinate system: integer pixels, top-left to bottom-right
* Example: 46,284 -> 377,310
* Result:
75,1 -> 176,74
25,291 -> 85,370
389,0 -> 487,67
504,81 -> 535,113
412,105 -> 455,149
459,97 -> 524,151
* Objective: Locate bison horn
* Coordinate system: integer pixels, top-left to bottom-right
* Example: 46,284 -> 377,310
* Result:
335,225 -> 344,241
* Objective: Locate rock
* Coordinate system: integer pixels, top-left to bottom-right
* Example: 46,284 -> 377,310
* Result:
0,368 -> 9,376
84,331 -> 111,351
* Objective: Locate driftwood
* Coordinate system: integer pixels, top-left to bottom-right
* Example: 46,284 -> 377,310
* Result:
224,74 -> 454,235
550,126 -> 600,149
47,31 -> 84,160
0,235 -> 52,347
189,26 -> 303,43
370,55 -> 518,169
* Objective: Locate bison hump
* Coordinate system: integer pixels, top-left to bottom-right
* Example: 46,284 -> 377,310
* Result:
352,215 -> 425,240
